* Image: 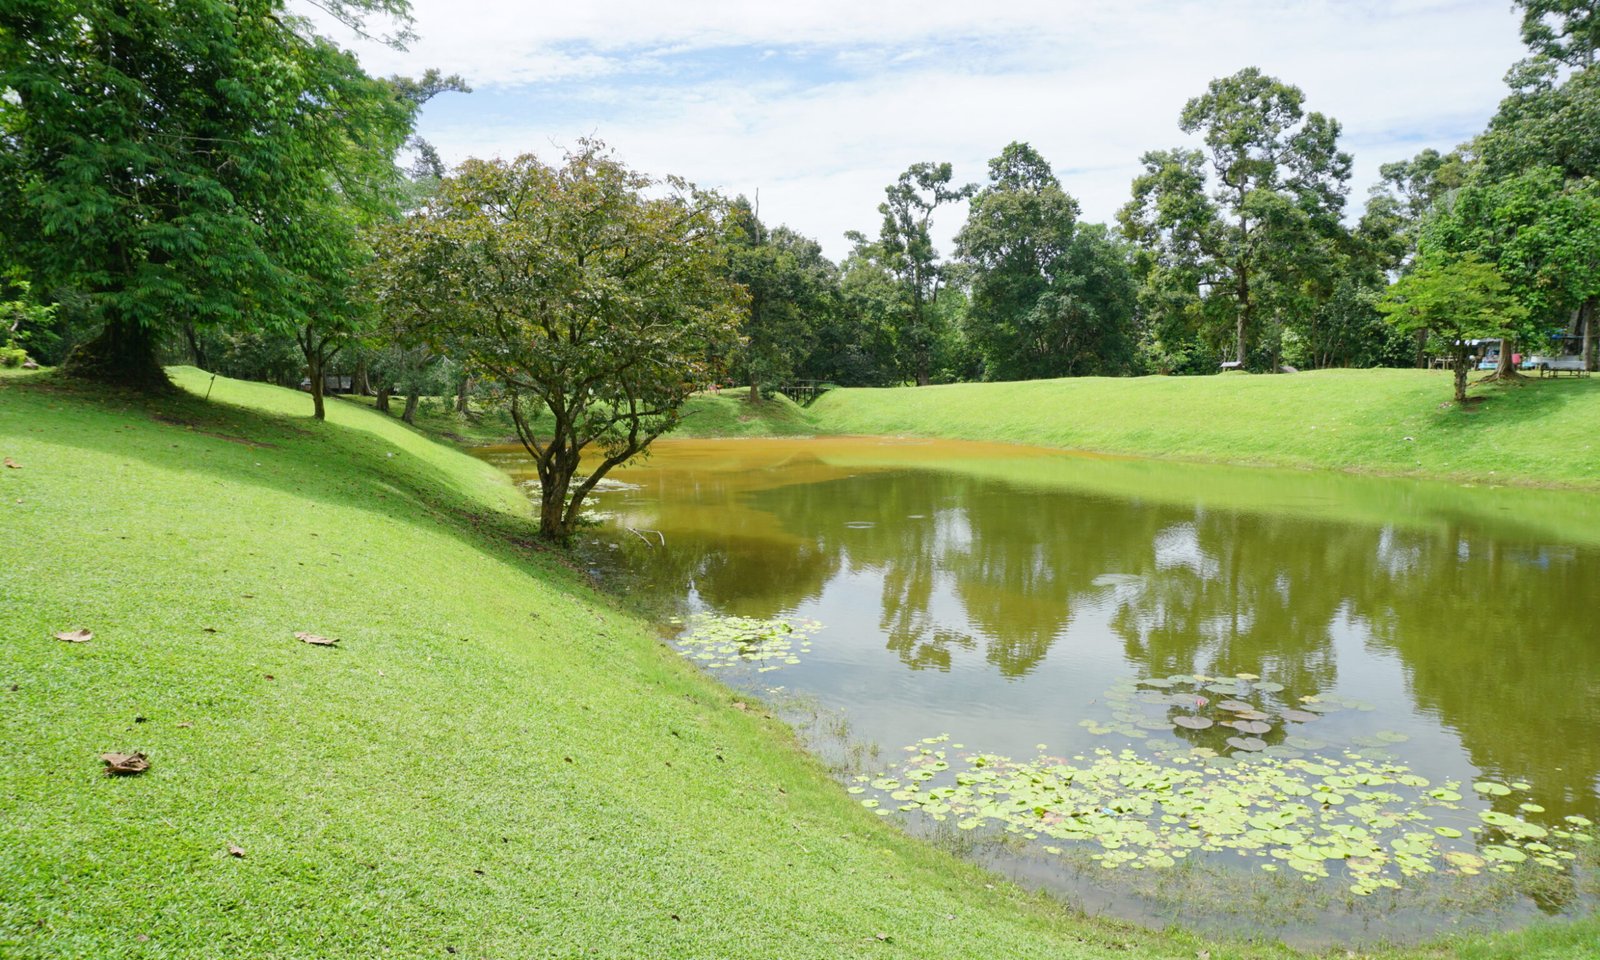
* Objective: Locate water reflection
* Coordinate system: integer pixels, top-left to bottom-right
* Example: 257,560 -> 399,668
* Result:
480,438 -> 1600,828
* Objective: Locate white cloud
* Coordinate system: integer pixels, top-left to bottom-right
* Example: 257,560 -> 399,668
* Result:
302,0 -> 1527,260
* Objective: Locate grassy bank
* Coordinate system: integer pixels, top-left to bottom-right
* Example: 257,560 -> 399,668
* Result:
0,368 -> 1218,959
3,366 -> 1596,958
806,369 -> 1600,490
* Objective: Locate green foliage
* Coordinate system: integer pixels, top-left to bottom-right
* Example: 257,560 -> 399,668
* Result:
722,198 -> 838,398
1377,256 -> 1528,401
958,143 -> 1137,380
1515,0 -> 1600,67
0,0 -> 416,389
857,162 -> 976,386
1120,68 -> 1352,370
371,142 -> 746,540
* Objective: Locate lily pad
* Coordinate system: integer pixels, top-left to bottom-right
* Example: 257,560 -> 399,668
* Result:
1472,781 -> 1511,797
1280,710 -> 1319,723
1226,736 -> 1267,752
1173,716 -> 1214,730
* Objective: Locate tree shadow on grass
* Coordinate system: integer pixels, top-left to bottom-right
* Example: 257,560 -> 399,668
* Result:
0,373 -> 589,592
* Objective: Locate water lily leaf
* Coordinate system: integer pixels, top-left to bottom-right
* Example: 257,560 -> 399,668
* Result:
101,752 -> 149,776
1225,736 -> 1267,752
1520,803 -> 1545,813
1252,682 -> 1285,693
1233,673 -> 1260,681
1472,781 -> 1511,796
1482,845 -> 1526,863
54,629 -> 93,643
1173,716 -> 1213,730
1280,710 -> 1319,723
1231,721 -> 1271,735
1433,826 -> 1463,839
1217,700 -> 1255,712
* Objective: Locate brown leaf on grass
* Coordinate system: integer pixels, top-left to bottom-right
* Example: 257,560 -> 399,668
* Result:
202,627 -> 218,634
3,457 -> 18,469
101,752 -> 150,776
227,844 -> 246,858
294,631 -> 338,646
54,629 -> 93,643
731,701 -> 749,712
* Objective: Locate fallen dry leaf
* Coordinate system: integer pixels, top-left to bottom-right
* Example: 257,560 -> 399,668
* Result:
227,844 -> 246,858
732,701 -> 749,712
101,752 -> 150,776
3,457 -> 18,469
54,629 -> 93,643
294,631 -> 338,646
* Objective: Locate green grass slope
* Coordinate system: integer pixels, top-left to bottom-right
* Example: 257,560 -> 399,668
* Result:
807,369 -> 1600,489
3,367 -> 1595,959
0,368 -> 1219,960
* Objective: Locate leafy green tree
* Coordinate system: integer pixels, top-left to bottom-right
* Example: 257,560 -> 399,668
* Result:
957,142 -> 1136,380
723,198 -> 837,401
371,143 -> 745,541
868,162 -> 975,386
1376,256 -> 1528,402
1120,68 -> 1352,370
1516,0 -> 1600,67
0,0 -> 416,393
801,248 -> 898,386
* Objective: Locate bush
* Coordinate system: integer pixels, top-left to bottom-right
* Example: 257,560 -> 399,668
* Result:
1,341 -> 29,367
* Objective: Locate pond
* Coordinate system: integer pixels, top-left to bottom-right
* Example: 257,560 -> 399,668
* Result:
476,437 -> 1600,947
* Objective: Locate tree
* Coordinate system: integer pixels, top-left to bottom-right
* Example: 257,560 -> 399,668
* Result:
870,162 -> 975,386
1516,0 -> 1600,67
1120,68 -> 1352,370
0,0 -> 416,392
723,198 -> 836,401
1376,256 -> 1528,402
957,142 -> 1137,380
372,143 -> 745,541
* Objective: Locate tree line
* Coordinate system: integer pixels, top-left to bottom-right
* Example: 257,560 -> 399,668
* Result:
3,0 -> 1598,538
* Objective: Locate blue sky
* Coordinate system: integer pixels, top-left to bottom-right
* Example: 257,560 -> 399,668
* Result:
308,1 -> 1528,260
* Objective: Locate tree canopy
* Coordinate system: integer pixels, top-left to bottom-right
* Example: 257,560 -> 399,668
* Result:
371,143 -> 746,540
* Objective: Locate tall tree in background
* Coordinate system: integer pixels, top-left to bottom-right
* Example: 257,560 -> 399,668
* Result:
868,162 -> 975,386
723,198 -> 837,401
957,142 -> 1136,380
371,144 -> 745,541
1120,68 -> 1352,370
0,0 -> 417,393
1516,0 -> 1600,67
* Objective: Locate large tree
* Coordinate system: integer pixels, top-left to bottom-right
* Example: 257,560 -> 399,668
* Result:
867,162 -> 975,386
723,198 -> 837,401
957,142 -> 1136,380
371,143 -> 745,541
1119,68 -> 1352,370
0,0 -> 415,391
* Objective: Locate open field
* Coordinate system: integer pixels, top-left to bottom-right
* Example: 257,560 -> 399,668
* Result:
806,370 -> 1600,490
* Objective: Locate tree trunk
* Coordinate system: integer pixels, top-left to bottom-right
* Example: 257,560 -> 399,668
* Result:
374,387 -> 391,413
402,389 -> 420,424
1584,299 -> 1597,372
749,375 -> 761,403
63,314 -> 172,392
308,354 -> 326,421
1415,329 -> 1428,369
1453,352 -> 1470,404
456,375 -> 471,414
355,359 -> 372,396
183,324 -> 209,369
1236,312 -> 1248,368
1497,336 -> 1516,378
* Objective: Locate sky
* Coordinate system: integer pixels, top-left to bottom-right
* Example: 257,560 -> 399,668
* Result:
304,0 -> 1528,261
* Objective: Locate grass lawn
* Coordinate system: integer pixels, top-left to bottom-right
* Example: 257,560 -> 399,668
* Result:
807,369 -> 1600,490
2,365 -> 1596,958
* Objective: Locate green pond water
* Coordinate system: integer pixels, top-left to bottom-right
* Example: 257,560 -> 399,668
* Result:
477,437 -> 1600,946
